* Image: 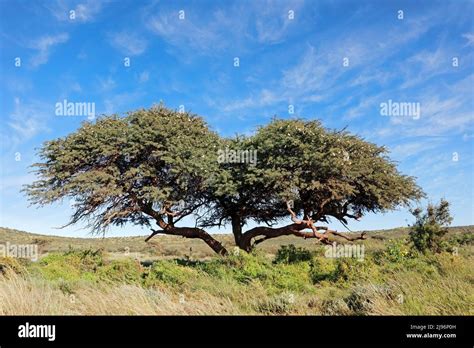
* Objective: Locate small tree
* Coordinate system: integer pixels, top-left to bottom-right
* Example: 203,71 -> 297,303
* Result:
409,199 -> 453,253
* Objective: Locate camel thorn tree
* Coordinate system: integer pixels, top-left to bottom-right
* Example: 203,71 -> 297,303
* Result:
24,105 -> 424,255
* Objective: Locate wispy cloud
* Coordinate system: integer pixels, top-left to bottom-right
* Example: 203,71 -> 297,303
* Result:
28,33 -> 69,67
462,32 -> 474,47
47,0 -> 108,22
254,0 -> 305,44
147,11 -> 225,54
137,71 -> 150,83
146,0 -> 307,56
6,98 -> 51,145
98,76 -> 116,92
108,31 -> 147,56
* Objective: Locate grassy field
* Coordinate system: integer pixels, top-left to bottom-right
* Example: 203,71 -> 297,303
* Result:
0,226 -> 472,315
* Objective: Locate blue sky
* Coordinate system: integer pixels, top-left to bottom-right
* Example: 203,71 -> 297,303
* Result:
0,0 -> 473,237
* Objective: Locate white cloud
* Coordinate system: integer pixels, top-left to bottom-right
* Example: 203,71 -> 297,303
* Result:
109,31 -> 147,56
47,0 -> 108,22
98,76 -> 116,92
462,32 -> 474,47
254,0 -> 305,44
137,71 -> 150,83
146,1 -> 306,55
388,138 -> 445,160
147,11 -> 224,53
6,98 -> 51,144
28,33 -> 69,67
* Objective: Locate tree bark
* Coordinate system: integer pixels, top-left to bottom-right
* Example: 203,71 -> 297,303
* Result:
142,207 -> 228,255
231,213 -> 243,247
238,202 -> 366,252
146,226 -> 228,256
238,223 -> 366,252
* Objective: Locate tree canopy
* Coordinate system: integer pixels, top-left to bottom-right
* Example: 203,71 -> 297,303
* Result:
25,105 -> 424,254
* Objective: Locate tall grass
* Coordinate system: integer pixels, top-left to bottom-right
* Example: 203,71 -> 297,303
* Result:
0,241 -> 472,315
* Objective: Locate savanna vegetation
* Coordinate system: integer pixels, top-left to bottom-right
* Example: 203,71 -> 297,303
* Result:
7,105 -> 470,316
0,222 -> 472,315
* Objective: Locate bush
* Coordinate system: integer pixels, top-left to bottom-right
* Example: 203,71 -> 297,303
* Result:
309,257 -> 336,283
231,252 -> 273,284
35,249 -> 104,282
332,256 -> 379,283
97,259 -> 143,284
409,199 -> 453,253
384,239 -> 411,263
273,244 -> 312,264
143,260 -> 202,287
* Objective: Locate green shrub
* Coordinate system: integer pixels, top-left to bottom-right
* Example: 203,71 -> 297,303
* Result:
384,239 -> 411,263
268,263 -> 312,293
97,259 -> 142,284
332,256 -> 378,283
143,260 -> 202,287
274,244 -> 312,264
232,252 -> 273,284
309,257 -> 336,283
35,249 -> 104,282
409,199 -> 453,253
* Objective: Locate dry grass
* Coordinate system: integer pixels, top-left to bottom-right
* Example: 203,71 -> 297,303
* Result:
0,271 -> 238,315
0,226 -> 472,315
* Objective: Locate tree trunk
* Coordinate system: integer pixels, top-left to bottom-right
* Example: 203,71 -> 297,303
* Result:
231,213 -> 243,247
146,226 -> 228,256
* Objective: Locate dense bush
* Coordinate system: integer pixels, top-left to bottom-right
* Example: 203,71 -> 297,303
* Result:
409,199 -> 453,253
309,257 -> 336,283
273,244 -> 312,264
384,239 -> 411,263
35,249 -> 104,281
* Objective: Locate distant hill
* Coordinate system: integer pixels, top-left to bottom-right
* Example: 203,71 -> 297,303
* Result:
1,225 -> 472,260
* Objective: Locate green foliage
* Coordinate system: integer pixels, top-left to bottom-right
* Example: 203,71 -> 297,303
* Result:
409,199 -> 453,253
24,104 -> 221,233
35,249 -> 103,282
226,251 -> 274,284
384,239 -> 411,263
245,119 -> 424,224
143,260 -> 202,287
97,259 -> 142,284
273,244 -> 312,264
448,232 -> 474,246
24,107 -> 424,253
332,257 -> 375,283
309,257 -> 336,283
2,236 -> 472,315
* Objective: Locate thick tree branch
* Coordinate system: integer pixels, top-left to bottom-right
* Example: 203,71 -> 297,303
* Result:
238,201 -> 366,251
145,226 -> 228,255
